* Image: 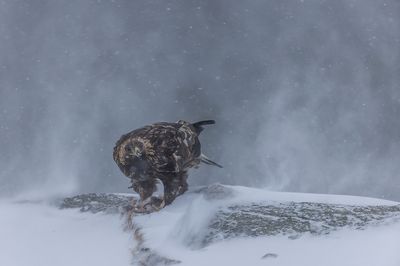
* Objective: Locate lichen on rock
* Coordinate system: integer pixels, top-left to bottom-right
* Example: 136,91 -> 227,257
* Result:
204,202 -> 400,245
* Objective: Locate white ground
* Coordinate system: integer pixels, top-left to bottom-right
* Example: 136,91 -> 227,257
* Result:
135,186 -> 400,266
0,201 -> 132,266
1,186 -> 399,266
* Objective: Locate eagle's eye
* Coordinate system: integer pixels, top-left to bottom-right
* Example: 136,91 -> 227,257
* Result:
176,120 -> 188,125
134,147 -> 142,156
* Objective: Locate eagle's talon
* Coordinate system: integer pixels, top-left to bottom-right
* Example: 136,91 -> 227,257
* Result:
152,196 -> 166,210
145,196 -> 166,211
131,196 -> 166,213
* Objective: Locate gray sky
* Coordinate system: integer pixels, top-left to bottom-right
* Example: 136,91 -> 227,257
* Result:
1,0 -> 400,200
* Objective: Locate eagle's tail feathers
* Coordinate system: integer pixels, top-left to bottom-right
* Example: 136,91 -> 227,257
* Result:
192,120 -> 216,134
200,153 -> 223,168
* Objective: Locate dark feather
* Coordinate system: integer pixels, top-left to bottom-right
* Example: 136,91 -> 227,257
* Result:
192,119 -> 216,134
113,120 -> 222,206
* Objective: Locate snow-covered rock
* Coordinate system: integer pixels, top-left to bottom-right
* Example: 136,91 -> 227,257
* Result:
59,184 -> 400,266
204,201 -> 400,245
60,192 -> 134,213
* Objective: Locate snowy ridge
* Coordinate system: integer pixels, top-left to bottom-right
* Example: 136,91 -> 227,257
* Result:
131,185 -> 400,266
30,184 -> 400,266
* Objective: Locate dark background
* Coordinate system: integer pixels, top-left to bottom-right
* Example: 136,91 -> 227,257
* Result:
1,0 -> 399,200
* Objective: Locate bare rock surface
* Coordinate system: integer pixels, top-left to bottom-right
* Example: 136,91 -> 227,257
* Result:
204,202 -> 400,245
60,193 -> 134,214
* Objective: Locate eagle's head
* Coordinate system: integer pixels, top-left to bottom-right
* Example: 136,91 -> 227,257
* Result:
127,157 -> 150,181
122,139 -> 151,181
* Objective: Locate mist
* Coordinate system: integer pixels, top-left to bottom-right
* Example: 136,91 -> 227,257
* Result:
0,0 -> 399,201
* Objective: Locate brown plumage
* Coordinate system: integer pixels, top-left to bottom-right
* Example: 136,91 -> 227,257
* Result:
113,120 -> 222,210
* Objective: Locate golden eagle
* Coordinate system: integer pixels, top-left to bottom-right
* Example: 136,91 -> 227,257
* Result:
113,120 -> 222,212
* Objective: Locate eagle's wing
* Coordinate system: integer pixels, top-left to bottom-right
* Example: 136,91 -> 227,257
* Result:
145,123 -> 199,173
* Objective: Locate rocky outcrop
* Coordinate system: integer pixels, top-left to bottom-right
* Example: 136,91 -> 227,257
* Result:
60,186 -> 400,265
60,193 -> 134,214
60,189 -> 400,244
204,202 -> 400,245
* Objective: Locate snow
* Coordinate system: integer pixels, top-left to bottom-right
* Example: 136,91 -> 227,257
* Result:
1,186 -> 399,266
0,200 -> 132,266
134,186 -> 400,266
166,225 -> 400,266
224,185 -> 399,206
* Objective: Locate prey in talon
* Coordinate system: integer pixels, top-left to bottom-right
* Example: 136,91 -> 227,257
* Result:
113,120 -> 222,213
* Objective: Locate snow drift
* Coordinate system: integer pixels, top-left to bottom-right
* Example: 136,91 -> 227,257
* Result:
57,184 -> 400,266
